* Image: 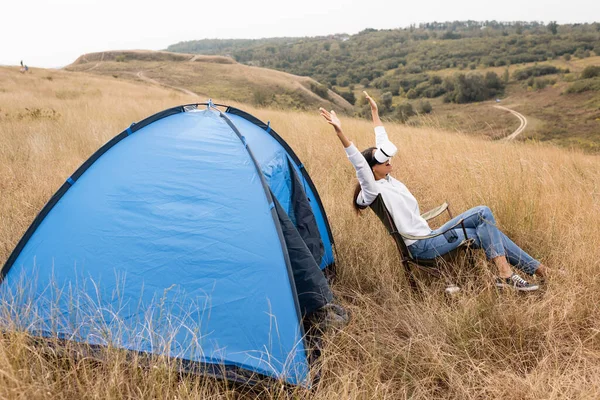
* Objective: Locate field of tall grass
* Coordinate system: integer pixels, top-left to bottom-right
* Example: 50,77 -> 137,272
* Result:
1,66 -> 600,399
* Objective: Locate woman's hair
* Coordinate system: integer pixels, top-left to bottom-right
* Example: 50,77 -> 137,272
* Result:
352,147 -> 377,213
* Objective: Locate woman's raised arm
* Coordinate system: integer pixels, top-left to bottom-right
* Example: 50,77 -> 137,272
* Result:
319,107 -> 379,206
363,91 -> 393,149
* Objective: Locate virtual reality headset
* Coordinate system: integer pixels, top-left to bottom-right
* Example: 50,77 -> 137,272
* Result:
373,142 -> 398,164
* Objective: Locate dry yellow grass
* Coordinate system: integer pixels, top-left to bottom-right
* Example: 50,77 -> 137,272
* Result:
1,66 -> 600,399
65,50 -> 354,114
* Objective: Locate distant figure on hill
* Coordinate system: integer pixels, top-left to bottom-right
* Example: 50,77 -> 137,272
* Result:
319,91 -> 549,291
19,60 -> 29,74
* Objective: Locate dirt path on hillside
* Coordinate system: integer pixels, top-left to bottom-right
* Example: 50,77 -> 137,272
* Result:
136,71 -> 200,98
83,62 -> 101,72
495,105 -> 528,141
81,52 -> 105,72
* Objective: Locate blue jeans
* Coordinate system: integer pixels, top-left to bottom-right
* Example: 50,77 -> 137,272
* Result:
408,206 -> 540,275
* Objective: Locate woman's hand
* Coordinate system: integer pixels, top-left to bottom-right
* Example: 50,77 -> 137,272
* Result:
319,107 -> 351,148
363,91 -> 382,126
319,107 -> 342,132
363,91 -> 378,112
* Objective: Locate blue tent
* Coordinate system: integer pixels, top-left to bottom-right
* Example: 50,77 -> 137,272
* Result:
0,103 -> 335,386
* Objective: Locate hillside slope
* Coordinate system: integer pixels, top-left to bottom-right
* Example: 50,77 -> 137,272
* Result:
65,50 -> 354,113
400,57 -> 600,150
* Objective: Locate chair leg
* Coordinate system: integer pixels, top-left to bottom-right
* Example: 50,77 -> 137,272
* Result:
402,260 -> 419,292
465,246 -> 476,269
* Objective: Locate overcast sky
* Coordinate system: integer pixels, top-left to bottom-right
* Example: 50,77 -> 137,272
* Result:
2,0 -> 599,68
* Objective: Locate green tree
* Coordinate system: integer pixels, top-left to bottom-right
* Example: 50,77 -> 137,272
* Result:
547,21 -> 558,35
515,23 -> 523,35
485,72 -> 503,90
339,90 -> 356,105
453,73 -> 487,103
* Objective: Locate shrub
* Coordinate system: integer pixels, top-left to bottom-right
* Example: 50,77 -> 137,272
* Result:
406,89 -> 418,99
565,78 -> 600,93
253,89 -> 269,106
574,48 -> 589,58
115,55 -> 126,62
417,100 -> 433,114
406,65 -> 422,74
512,65 -> 564,80
429,75 -> 443,85
309,82 -> 329,100
339,90 -> 356,105
394,102 -> 415,122
581,66 -> 600,79
485,72 -> 503,91
533,78 -> 554,90
563,53 -> 572,61
381,92 -> 393,113
421,84 -> 446,98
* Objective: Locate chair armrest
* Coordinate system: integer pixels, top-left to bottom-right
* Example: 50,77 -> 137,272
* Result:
421,202 -> 449,221
398,218 -> 465,241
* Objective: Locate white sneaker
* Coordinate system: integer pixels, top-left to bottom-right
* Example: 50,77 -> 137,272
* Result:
445,285 -> 461,295
495,273 -> 539,292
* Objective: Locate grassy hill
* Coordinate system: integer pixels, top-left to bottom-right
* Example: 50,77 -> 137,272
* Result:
167,22 -> 600,151
2,65 -> 600,398
167,22 -> 599,89
379,57 -> 600,150
65,50 -> 354,113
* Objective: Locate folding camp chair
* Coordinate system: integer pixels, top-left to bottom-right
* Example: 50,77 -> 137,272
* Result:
368,194 -> 474,291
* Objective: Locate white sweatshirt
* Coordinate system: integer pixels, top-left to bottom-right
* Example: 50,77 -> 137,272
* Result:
345,126 -> 431,246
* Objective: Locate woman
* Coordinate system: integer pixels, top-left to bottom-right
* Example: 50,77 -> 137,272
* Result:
319,92 -> 548,291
